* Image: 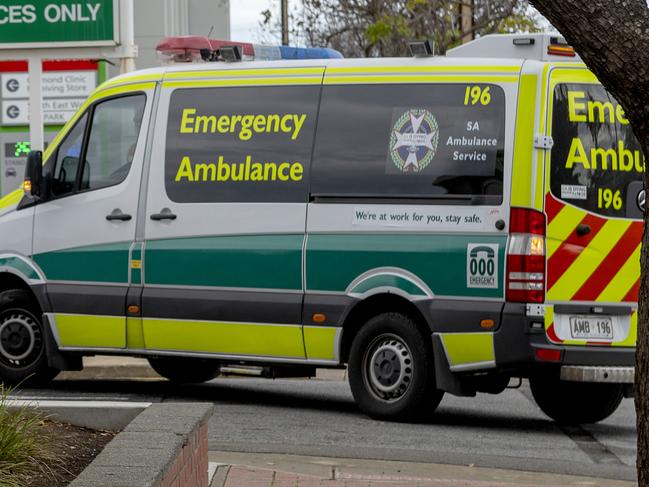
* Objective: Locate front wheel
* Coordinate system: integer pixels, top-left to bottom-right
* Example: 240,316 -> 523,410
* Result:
0,289 -> 59,386
529,375 -> 623,424
148,357 -> 220,383
348,312 -> 443,421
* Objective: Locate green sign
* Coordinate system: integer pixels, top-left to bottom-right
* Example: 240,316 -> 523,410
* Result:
0,1 -> 116,48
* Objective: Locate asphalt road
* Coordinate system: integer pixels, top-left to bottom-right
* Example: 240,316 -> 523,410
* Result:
18,377 -> 636,481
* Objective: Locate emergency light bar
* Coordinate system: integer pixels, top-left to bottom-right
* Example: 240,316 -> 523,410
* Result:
156,36 -> 343,63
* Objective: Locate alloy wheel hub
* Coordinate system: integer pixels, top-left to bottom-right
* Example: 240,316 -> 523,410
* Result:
0,313 -> 37,362
365,335 -> 413,402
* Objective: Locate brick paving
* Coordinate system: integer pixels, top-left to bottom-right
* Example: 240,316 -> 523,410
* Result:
220,465 -> 577,487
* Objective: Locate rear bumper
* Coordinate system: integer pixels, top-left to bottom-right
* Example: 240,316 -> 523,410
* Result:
560,365 -> 634,383
493,303 -> 635,376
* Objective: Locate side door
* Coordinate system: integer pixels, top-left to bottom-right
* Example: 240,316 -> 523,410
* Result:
304,73 -> 514,368
544,68 -> 642,347
141,69 -> 322,360
33,88 -> 153,351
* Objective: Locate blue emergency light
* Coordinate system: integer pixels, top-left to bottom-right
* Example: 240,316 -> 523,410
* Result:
156,36 -> 343,63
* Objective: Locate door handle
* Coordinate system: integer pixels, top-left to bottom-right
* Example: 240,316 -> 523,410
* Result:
150,208 -> 177,221
106,209 -> 132,222
576,223 -> 591,236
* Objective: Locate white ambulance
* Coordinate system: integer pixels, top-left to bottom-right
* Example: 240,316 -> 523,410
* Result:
0,34 -> 638,423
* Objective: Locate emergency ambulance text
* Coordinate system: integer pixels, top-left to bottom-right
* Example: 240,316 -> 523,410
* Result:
175,155 -> 304,183
179,108 -> 307,141
564,90 -> 644,173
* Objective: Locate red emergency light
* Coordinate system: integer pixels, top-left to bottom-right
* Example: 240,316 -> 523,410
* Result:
155,36 -> 342,64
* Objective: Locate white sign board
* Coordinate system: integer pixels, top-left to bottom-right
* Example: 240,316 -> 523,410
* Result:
1,98 -> 86,125
1,72 -> 96,99
0,71 -> 95,125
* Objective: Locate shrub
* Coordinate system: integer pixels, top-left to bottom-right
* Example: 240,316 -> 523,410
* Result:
0,384 -> 58,487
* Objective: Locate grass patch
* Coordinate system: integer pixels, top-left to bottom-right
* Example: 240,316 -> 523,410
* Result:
0,384 -> 60,487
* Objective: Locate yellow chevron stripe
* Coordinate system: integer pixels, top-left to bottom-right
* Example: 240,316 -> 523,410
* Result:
544,305 -> 554,330
597,243 -> 641,303
546,203 -> 585,259
547,219 -> 631,301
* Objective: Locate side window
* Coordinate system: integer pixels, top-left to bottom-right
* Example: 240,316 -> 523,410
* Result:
165,85 -> 320,203
81,95 -> 146,191
550,83 -> 644,218
49,112 -> 88,198
311,84 -> 506,204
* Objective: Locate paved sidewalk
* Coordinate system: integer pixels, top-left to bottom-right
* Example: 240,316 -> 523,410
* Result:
208,452 -> 636,487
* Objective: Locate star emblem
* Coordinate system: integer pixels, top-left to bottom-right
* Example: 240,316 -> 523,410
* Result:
392,112 -> 437,170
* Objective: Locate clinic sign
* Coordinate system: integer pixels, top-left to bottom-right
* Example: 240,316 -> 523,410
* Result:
0,1 -> 118,48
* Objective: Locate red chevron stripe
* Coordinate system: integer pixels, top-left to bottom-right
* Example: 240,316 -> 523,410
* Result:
546,214 -> 606,290
623,279 -> 640,303
570,222 -> 643,301
546,322 -> 562,343
544,193 -> 564,224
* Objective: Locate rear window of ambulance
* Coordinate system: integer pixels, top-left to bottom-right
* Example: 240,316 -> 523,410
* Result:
550,83 -> 644,219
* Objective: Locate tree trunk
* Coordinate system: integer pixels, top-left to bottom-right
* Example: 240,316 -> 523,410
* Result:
529,1 -> 649,484
461,0 -> 474,43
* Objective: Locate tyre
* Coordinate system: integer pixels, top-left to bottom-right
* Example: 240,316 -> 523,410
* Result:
0,289 -> 59,386
529,375 -> 624,424
148,357 -> 220,383
348,312 -> 443,421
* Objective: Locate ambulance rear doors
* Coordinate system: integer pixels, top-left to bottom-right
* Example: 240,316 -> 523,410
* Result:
544,67 -> 642,348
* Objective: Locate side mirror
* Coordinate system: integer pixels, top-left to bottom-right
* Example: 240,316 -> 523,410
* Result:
24,150 -> 43,198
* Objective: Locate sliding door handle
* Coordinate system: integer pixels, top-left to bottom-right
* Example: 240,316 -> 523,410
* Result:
150,208 -> 177,221
106,209 -> 132,221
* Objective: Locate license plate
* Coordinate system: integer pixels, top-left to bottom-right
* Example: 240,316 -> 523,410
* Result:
569,316 -> 613,340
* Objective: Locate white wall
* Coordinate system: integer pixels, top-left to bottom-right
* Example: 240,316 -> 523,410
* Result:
108,0 -> 230,77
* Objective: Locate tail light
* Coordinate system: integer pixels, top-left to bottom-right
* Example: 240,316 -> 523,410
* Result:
506,207 -> 546,303
547,44 -> 576,57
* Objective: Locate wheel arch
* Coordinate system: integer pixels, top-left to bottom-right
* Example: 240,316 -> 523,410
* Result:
0,269 -> 79,372
339,292 -> 431,363
0,271 -> 46,312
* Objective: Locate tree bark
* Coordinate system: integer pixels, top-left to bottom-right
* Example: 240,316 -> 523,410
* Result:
529,1 -> 649,484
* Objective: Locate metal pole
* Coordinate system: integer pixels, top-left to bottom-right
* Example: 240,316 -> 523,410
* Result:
120,0 -> 136,73
28,58 -> 44,152
281,0 -> 289,45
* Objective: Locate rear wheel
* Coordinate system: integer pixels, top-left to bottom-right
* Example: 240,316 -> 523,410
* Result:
348,312 -> 443,421
0,289 -> 59,386
529,375 -> 624,424
148,357 -> 220,383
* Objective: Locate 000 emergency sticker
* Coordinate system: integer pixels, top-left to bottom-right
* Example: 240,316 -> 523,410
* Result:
467,243 -> 499,289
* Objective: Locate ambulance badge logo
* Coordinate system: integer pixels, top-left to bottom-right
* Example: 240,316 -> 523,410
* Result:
389,108 -> 439,173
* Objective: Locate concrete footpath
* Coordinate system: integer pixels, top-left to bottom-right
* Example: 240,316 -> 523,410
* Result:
207,451 -> 635,487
